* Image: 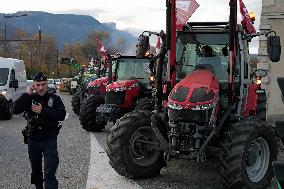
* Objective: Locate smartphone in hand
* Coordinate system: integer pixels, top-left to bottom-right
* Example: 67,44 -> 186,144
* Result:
32,100 -> 39,106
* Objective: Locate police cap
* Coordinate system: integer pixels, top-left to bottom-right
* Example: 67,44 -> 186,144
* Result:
33,72 -> 47,81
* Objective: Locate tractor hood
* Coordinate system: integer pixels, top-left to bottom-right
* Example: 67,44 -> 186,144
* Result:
107,80 -> 139,91
88,77 -> 108,87
168,70 -> 219,110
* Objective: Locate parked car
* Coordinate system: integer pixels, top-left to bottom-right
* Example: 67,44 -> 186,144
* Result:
47,79 -> 57,93
54,78 -> 61,89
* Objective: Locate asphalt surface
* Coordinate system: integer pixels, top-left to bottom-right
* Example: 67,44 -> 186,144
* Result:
0,93 -> 90,189
2,93 -> 283,189
93,126 -> 222,189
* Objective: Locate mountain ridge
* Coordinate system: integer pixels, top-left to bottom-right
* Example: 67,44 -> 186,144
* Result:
0,11 -> 137,51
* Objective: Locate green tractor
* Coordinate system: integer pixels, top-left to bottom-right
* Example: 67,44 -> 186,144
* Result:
70,56 -> 111,115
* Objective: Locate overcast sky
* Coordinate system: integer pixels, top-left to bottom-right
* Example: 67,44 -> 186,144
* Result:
0,0 -> 262,52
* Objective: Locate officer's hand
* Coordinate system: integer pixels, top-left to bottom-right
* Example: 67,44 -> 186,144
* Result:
27,85 -> 35,95
31,103 -> 42,114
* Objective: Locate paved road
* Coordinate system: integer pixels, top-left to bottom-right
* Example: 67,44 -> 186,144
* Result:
0,93 -> 90,189
3,93 -> 267,189
91,127 -> 222,189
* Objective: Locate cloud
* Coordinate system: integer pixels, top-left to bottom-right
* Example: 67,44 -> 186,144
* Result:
0,0 -> 262,52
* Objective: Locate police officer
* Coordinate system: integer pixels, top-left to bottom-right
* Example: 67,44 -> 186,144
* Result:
13,72 -> 66,189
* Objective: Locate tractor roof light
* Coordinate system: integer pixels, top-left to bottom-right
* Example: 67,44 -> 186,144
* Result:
1,89 -> 7,96
256,79 -> 262,85
145,51 -> 154,58
249,12 -> 256,23
149,75 -> 155,82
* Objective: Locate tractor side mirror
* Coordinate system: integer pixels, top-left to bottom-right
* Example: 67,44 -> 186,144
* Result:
136,35 -> 149,58
267,35 -> 281,62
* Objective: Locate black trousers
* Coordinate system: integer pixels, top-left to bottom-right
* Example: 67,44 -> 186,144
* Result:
27,136 -> 59,189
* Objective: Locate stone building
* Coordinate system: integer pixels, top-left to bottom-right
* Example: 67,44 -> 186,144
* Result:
258,0 -> 284,119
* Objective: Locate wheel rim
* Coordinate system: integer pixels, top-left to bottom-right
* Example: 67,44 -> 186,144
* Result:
246,137 -> 270,183
129,127 -> 160,167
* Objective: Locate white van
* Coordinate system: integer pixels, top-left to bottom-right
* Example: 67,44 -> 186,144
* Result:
0,57 -> 27,120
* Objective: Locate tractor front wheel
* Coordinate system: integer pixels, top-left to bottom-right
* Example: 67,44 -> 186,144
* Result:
135,97 -> 154,111
71,90 -> 81,115
218,119 -> 279,189
79,95 -> 105,132
106,111 -> 165,178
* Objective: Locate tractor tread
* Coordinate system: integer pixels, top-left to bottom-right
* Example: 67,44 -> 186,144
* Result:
218,119 -> 279,189
79,95 -> 105,132
106,111 -> 165,178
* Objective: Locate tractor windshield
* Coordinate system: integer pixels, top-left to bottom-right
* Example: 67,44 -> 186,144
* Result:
176,32 -> 229,82
116,58 -> 151,84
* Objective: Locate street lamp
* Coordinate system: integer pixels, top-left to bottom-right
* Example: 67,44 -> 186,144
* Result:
4,13 -> 28,57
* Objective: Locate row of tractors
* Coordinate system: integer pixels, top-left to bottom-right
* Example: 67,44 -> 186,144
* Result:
70,0 -> 284,188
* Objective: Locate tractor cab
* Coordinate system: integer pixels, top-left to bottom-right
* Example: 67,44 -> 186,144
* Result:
98,56 -> 153,120
108,56 -> 153,100
176,25 -> 230,82
171,23 -> 233,116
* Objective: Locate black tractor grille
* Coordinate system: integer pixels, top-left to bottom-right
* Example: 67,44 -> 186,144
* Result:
105,91 -> 125,105
168,108 -> 213,124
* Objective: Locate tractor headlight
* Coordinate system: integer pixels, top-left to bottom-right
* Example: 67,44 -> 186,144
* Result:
149,75 -> 155,82
256,79 -> 262,85
106,86 -> 111,92
191,102 -> 215,110
168,102 -> 183,110
1,90 -> 7,96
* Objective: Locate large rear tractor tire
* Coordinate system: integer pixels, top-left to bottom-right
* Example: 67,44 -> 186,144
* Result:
71,90 -> 81,115
79,95 -> 105,132
106,111 -> 166,178
135,97 -> 154,111
218,119 -> 279,189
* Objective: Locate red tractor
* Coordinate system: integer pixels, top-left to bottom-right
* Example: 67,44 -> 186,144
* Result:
106,0 -> 282,188
79,55 -> 155,132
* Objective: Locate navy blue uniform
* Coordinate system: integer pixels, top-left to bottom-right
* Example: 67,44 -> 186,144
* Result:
13,92 -> 66,189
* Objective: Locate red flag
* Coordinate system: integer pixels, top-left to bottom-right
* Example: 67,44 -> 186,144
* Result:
155,36 -> 161,54
156,36 -> 161,49
176,0 -> 199,31
97,40 -> 107,57
239,0 -> 256,34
